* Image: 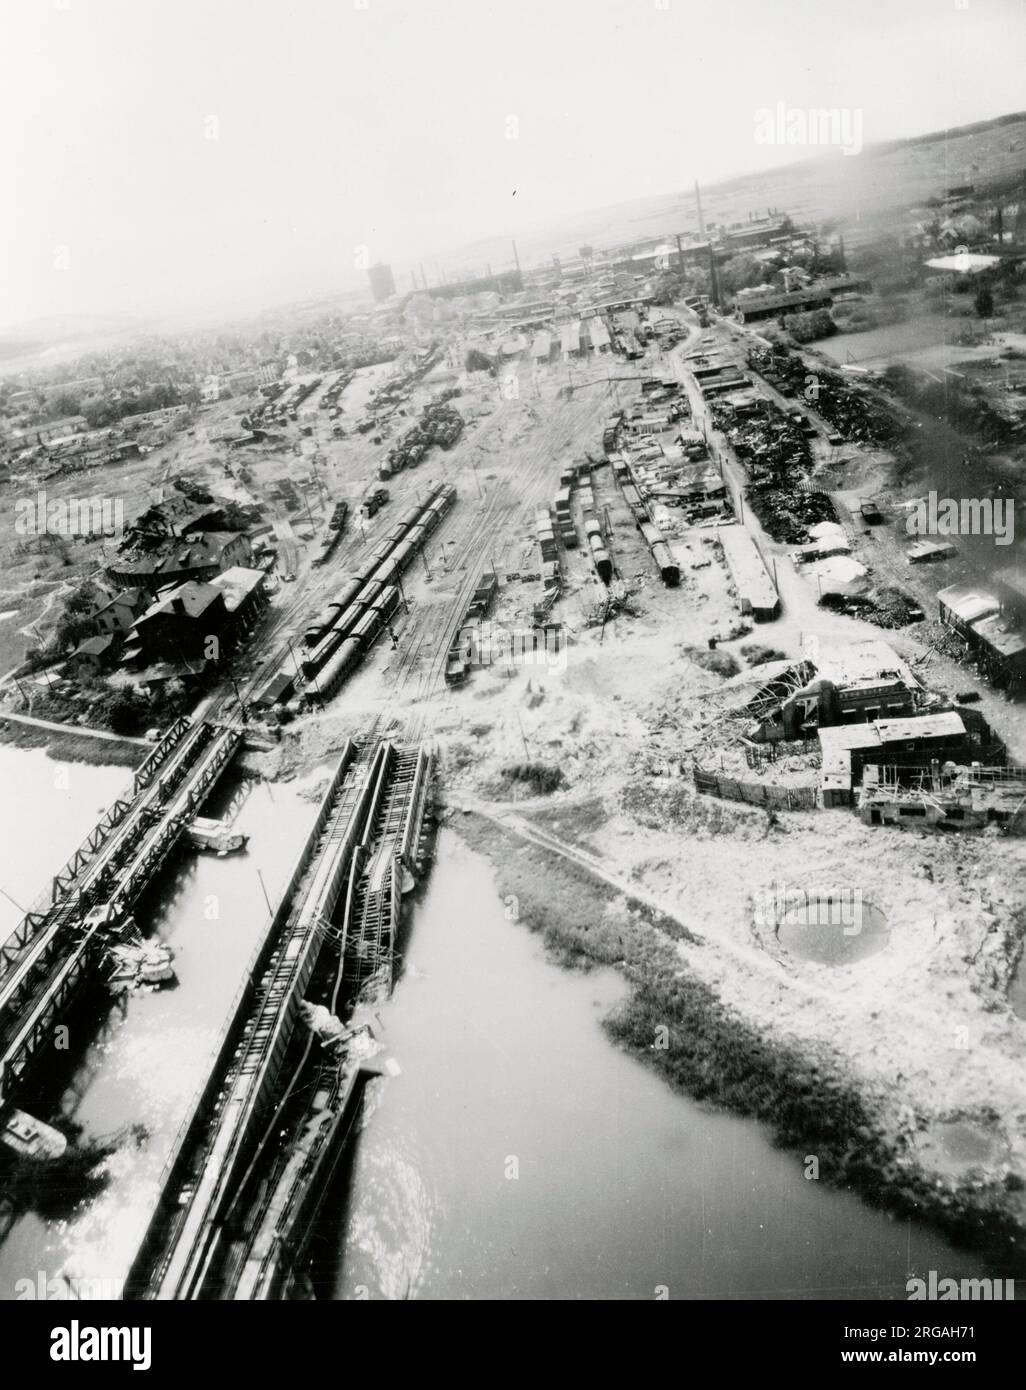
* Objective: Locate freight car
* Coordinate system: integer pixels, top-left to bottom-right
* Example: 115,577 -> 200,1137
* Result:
650,541 -> 680,587
445,627 -> 475,686
253,671 -> 295,710
361,487 -> 390,518
590,543 -> 612,584
466,570 -> 498,622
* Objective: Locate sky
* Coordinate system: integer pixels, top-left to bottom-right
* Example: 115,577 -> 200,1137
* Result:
2,0 -> 1025,329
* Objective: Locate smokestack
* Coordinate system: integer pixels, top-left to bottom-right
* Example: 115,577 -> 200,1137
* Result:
695,181 -> 722,309
512,239 -> 521,273
693,180 -> 706,240
420,261 -> 428,290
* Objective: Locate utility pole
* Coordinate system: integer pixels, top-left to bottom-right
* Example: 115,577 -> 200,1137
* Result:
515,709 -> 531,760
228,667 -> 249,723
256,868 -> 272,915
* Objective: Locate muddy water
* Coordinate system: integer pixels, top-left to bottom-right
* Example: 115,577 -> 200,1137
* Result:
0,748 -> 317,1298
776,898 -> 889,966
326,831 -> 1003,1300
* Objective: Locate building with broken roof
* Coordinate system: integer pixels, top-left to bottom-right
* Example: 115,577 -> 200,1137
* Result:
859,760 -> 1026,831
749,638 -> 922,742
939,581 -> 1026,691
106,531 -> 252,594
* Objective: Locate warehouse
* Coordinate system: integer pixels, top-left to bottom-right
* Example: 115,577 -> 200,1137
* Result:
716,523 -> 780,621
732,284 -> 833,324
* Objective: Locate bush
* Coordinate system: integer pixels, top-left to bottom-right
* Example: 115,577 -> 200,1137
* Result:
741,643 -> 786,665
500,762 -> 565,794
686,647 -> 741,677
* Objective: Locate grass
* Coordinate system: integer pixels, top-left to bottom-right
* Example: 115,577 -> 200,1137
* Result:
0,719 -> 144,768
684,646 -> 741,677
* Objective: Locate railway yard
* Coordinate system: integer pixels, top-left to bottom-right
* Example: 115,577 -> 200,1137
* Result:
4,284 -> 1026,1295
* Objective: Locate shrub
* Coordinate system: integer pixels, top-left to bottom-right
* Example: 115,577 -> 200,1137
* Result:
500,761 -> 565,794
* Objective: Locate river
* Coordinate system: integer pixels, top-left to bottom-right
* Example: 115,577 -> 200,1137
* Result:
0,753 -> 1012,1300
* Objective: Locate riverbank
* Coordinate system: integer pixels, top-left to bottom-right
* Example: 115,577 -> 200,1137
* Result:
452,806 -> 1026,1272
0,717 -> 145,768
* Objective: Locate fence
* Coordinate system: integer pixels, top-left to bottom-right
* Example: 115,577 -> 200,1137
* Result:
693,764 -> 818,811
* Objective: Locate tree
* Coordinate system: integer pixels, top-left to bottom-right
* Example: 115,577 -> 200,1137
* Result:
719,254 -> 768,294
46,391 -> 84,421
783,308 -> 837,343
974,284 -> 994,319
464,348 -> 495,374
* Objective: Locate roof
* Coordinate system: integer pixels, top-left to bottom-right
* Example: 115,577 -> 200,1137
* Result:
818,712 -> 966,784
875,711 -> 965,743
73,633 -> 117,658
155,531 -> 243,576
94,587 -> 144,616
924,254 -> 1000,275
971,613 -> 1026,659
136,581 -> 224,625
808,637 -> 919,694
716,524 -> 778,612
906,539 -> 957,560
209,566 -> 265,612
938,583 -> 1000,625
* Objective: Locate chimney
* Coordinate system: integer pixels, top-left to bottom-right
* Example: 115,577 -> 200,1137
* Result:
172,596 -> 186,615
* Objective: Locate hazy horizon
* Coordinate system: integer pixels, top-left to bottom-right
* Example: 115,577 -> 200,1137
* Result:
3,0 -> 1026,332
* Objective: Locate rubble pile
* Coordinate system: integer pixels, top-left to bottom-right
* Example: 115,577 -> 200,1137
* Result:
747,344 -> 904,446
711,397 -> 834,543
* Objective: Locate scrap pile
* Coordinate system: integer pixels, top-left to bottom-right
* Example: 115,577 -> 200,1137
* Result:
747,344 -> 903,445
712,397 -> 833,543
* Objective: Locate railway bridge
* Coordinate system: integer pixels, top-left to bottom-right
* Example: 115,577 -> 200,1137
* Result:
129,734 -> 433,1300
0,717 -> 243,1106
